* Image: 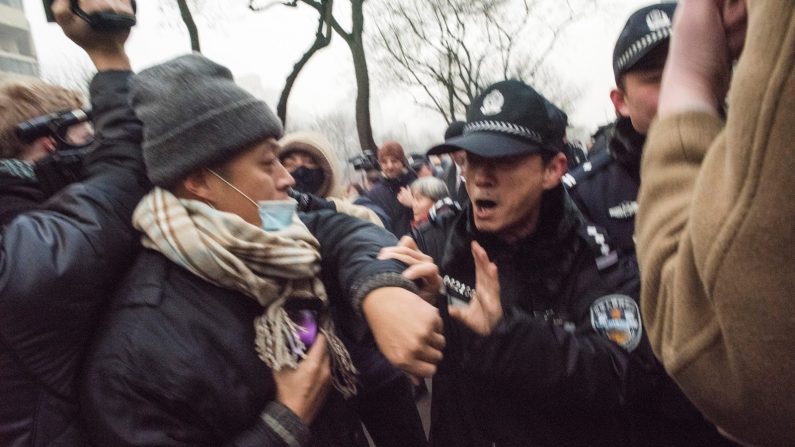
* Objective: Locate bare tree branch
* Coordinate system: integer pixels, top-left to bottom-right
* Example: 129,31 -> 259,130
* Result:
371,0 -> 589,123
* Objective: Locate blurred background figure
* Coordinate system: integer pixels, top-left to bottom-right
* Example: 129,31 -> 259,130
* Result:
439,120 -> 468,205
279,131 -> 386,227
396,176 -> 449,229
364,140 -> 416,237
408,154 -> 435,178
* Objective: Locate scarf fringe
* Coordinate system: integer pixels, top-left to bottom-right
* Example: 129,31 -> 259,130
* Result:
322,326 -> 358,399
255,308 -> 358,398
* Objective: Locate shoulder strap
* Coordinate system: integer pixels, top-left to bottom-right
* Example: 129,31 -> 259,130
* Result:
578,223 -> 619,271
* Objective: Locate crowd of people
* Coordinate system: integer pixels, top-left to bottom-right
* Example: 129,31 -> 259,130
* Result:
0,0 -> 792,446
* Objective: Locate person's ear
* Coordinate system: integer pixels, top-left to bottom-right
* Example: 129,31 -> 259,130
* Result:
610,87 -> 631,118
180,169 -> 218,205
542,152 -> 568,190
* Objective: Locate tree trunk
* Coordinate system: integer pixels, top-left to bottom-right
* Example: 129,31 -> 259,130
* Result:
177,0 -> 201,52
348,39 -> 376,151
348,0 -> 376,151
277,7 -> 332,126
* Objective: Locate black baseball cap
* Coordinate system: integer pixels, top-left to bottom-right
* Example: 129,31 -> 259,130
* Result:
427,80 -> 563,158
613,2 -> 677,81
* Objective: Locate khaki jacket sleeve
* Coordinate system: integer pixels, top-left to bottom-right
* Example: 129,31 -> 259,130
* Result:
635,2 -> 795,445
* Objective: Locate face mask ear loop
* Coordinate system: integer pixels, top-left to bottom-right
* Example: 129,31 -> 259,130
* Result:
207,168 -> 260,209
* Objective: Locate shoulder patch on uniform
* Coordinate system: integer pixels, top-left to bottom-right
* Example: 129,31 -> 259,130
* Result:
590,294 -> 642,351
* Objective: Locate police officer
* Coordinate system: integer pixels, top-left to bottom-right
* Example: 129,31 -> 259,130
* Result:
564,3 -> 675,255
378,80 -> 734,446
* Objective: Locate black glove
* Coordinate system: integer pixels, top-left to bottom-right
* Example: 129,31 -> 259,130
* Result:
289,189 -> 337,213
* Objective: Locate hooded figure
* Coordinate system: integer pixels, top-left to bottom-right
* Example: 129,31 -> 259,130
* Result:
279,131 -> 386,227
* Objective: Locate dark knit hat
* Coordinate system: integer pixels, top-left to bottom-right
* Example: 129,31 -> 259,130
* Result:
131,54 -> 284,187
378,141 -> 406,166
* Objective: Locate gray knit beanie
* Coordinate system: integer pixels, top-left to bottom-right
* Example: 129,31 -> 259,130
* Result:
131,54 -> 284,187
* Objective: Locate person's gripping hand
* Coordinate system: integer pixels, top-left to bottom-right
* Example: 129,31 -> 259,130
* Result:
378,236 -> 443,304
274,333 -> 332,426
363,286 -> 445,378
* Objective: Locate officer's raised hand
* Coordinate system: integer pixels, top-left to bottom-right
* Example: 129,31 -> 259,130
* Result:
448,241 -> 503,336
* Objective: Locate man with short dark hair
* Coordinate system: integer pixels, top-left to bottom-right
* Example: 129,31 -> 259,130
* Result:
379,79 -> 733,446
80,52 -> 438,447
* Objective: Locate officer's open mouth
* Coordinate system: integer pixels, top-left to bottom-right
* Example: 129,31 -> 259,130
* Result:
475,199 -> 497,210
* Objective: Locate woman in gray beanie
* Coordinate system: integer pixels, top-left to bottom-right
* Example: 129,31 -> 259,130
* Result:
79,54 -> 438,447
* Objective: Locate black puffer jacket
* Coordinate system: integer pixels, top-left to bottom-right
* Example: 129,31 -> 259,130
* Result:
80,210 -> 416,447
412,186 -> 732,447
0,174 -> 44,226
0,71 -> 149,447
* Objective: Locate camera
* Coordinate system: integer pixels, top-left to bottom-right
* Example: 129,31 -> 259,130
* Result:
43,0 -> 136,30
348,149 -> 379,171
15,108 -> 94,197
15,107 -> 92,146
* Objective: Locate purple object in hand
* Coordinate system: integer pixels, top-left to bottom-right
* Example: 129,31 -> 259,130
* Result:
294,310 -> 318,348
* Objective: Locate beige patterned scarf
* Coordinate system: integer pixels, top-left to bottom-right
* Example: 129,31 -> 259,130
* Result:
132,187 -> 357,397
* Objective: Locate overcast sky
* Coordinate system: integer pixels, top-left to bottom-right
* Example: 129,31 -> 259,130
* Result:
22,0 -> 662,145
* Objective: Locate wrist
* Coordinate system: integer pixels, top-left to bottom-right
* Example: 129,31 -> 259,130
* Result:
86,48 -> 130,71
658,70 -> 721,118
354,273 -> 419,316
261,401 -> 310,447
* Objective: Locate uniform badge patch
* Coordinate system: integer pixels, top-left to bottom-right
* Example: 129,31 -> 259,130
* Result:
480,89 -> 504,116
646,9 -> 672,31
590,294 -> 642,351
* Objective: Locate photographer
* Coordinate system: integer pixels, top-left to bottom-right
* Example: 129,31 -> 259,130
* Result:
0,0 -> 149,445
0,81 -> 88,225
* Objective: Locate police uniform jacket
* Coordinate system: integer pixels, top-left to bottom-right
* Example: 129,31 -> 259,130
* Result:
412,185 -> 732,447
564,117 -> 644,255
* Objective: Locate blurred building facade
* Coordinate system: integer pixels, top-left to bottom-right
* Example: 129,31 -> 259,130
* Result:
0,0 -> 39,79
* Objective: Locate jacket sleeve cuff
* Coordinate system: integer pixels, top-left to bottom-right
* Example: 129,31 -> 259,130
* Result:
259,401 -> 310,447
351,272 -> 420,315
645,112 -> 724,166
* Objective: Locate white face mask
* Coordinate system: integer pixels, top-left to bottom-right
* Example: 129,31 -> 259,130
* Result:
207,169 -> 297,231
